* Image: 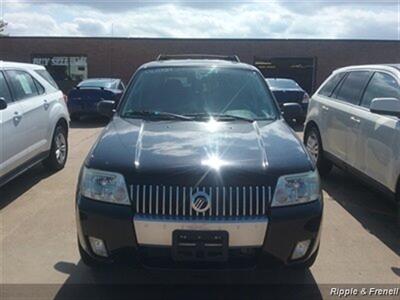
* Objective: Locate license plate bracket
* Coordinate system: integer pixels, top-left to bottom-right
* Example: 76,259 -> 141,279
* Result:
172,230 -> 228,262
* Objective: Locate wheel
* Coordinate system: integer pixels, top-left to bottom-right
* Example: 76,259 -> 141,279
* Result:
78,238 -> 105,268
43,124 -> 68,171
304,125 -> 333,176
291,246 -> 319,270
70,114 -> 80,121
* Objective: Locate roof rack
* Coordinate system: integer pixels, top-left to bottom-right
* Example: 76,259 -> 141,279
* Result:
156,54 -> 240,62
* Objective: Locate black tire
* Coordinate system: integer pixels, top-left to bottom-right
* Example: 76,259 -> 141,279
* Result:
78,238 -> 105,268
304,125 -> 333,176
43,124 -> 68,171
291,246 -> 319,270
70,114 -> 80,122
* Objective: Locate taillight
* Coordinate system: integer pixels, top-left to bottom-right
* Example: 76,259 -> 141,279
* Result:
63,94 -> 68,104
302,93 -> 310,104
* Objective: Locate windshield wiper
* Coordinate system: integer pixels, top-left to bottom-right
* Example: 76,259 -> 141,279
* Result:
188,113 -> 255,122
123,110 -> 194,120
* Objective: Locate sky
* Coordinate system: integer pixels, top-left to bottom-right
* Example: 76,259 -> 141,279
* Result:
1,0 -> 399,39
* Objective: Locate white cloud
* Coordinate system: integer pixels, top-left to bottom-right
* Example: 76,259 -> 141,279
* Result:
2,1 -> 399,39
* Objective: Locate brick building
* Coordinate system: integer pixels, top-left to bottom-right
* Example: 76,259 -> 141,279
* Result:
1,37 -> 399,93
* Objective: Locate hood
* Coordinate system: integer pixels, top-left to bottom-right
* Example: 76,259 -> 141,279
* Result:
86,117 -> 313,186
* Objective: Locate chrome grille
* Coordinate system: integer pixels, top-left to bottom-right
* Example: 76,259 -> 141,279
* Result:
130,185 -> 272,217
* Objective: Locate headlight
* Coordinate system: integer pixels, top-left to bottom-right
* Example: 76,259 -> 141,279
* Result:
271,170 -> 320,207
80,167 -> 130,205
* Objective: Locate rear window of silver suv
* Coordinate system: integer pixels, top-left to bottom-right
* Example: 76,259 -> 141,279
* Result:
35,69 -> 59,89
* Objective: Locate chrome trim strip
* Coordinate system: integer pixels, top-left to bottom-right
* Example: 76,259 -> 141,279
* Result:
256,186 -> 259,215
136,185 -> 139,213
183,187 -> 186,216
149,185 -> 153,214
133,215 -> 268,247
169,186 -> 172,215
229,187 -> 233,216
162,186 -> 166,215
142,185 -> 146,214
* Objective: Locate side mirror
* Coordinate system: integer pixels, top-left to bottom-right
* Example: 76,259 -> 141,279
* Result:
370,98 -> 400,118
97,100 -> 116,118
282,102 -> 302,120
0,97 -> 7,110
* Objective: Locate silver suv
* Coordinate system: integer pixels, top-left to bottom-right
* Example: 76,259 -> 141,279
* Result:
304,64 -> 400,207
0,61 -> 70,186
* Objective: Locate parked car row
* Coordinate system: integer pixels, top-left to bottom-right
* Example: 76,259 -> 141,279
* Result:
0,58 -> 399,272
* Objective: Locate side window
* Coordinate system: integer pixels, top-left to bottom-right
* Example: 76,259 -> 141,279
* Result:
0,72 -> 12,103
35,69 -> 59,89
5,70 -> 39,101
334,71 -> 371,105
33,78 -> 46,95
318,72 -> 345,97
360,72 -> 400,108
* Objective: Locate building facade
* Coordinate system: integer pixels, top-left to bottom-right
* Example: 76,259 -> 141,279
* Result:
1,37 -> 399,93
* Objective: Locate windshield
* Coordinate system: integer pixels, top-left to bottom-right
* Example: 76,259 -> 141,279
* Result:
266,78 -> 300,90
78,79 -> 117,89
120,67 -> 278,120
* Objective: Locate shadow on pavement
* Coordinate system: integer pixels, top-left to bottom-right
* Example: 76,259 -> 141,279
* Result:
0,164 -> 53,210
322,167 -> 400,256
51,261 -> 322,300
69,116 -> 109,129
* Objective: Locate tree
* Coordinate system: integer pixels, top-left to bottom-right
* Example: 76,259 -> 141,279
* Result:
0,20 -> 7,36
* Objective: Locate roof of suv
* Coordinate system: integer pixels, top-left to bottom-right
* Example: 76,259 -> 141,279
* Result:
387,64 -> 400,70
140,59 -> 258,71
0,61 -> 45,70
334,64 -> 400,74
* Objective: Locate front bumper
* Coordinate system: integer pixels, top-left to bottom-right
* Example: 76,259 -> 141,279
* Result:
76,195 -> 323,269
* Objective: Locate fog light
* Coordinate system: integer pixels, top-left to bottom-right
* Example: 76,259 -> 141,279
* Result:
89,237 -> 108,257
291,240 -> 311,260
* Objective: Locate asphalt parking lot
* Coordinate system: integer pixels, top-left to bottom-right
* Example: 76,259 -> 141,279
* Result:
0,119 -> 399,299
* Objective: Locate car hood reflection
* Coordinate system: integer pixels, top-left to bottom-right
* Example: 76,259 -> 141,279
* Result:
87,117 -> 312,186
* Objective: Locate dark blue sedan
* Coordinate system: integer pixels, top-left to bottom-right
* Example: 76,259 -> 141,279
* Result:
266,78 -> 309,124
67,78 -> 125,121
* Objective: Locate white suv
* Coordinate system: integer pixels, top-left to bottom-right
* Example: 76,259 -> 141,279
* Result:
0,61 -> 70,187
304,64 -> 400,205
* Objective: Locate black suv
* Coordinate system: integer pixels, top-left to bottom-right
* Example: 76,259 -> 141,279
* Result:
76,55 -> 323,269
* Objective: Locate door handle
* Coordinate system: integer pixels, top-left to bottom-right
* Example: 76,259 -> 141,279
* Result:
13,112 -> 22,123
350,116 -> 361,123
43,100 -> 50,110
322,105 -> 329,111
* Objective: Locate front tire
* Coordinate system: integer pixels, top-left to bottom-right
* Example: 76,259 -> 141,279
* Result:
43,124 -> 68,171
304,125 -> 332,176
